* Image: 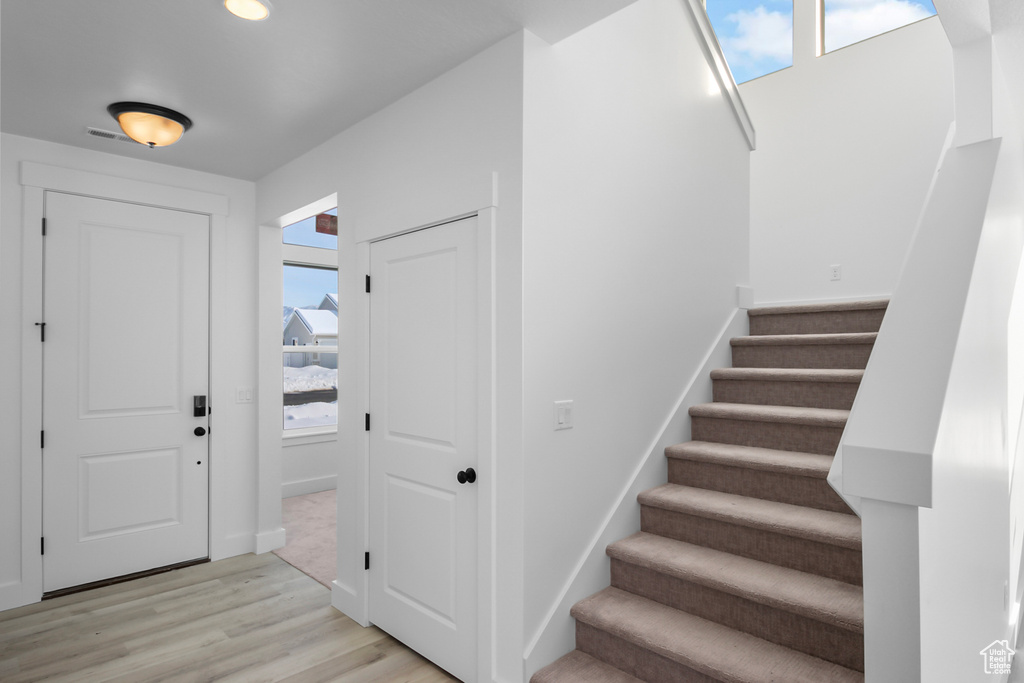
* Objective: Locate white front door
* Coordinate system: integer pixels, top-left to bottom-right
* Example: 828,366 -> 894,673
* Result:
42,192 -> 210,593
369,217 -> 479,682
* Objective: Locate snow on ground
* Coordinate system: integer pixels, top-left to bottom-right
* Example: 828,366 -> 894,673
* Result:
284,402 -> 337,429
283,365 -> 337,393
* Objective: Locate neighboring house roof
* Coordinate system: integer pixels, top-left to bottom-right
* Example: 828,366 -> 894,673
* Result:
289,309 -> 338,337
320,293 -> 339,310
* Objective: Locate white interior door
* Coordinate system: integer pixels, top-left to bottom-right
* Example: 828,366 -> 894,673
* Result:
369,217 -> 479,682
42,191 -> 210,593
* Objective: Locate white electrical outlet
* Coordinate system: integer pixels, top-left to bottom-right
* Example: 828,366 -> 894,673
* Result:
830,264 -> 842,281
554,400 -> 574,430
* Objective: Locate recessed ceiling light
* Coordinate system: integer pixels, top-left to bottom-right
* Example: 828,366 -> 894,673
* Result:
107,102 -> 193,148
224,0 -> 272,21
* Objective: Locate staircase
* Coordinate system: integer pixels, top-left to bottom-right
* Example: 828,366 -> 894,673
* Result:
531,300 -> 887,683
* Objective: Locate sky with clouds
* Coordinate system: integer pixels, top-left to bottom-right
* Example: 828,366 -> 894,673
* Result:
706,0 -> 936,83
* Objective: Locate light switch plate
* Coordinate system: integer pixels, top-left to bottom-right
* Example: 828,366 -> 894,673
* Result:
554,400 -> 574,430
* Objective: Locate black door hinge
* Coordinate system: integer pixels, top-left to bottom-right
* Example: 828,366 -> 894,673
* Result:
35,322 -> 46,342
40,430 -> 44,449
365,413 -> 370,431
41,537 -> 45,555
365,551 -> 370,570
365,275 -> 371,293
41,217 -> 47,236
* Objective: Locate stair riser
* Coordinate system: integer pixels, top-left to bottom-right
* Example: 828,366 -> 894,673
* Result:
712,378 -> 859,410
690,416 -> 845,456
610,559 -> 864,671
640,505 -> 863,585
748,310 -> 886,336
576,622 -> 720,683
731,344 -> 873,369
667,459 -> 853,514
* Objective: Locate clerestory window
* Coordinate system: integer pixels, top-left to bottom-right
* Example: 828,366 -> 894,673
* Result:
823,0 -> 936,53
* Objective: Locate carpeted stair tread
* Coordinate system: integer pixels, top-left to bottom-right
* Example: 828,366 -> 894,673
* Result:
639,483 -> 861,550
731,332 -> 877,347
572,587 -> 864,683
747,300 -> 889,317
666,441 -> 833,478
710,367 -> 864,383
689,402 -> 849,428
607,532 -> 863,634
530,650 -> 645,683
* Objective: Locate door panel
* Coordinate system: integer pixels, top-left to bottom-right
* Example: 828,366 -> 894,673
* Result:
43,192 -> 210,593
369,217 -> 478,682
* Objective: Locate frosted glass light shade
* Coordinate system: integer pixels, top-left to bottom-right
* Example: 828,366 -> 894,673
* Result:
107,102 -> 192,148
224,0 -> 272,21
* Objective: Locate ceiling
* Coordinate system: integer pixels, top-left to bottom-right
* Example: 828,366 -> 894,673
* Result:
1,0 -> 636,181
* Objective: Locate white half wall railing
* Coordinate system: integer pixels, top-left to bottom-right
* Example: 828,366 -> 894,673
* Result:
829,120 -> 1024,679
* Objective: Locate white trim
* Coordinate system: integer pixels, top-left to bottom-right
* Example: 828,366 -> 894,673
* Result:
682,0 -> 756,150
8,185 -> 45,612
281,474 -> 338,499
11,165 -> 228,610
283,345 -> 338,354
20,161 -> 229,216
475,207 -> 497,683
282,427 -> 338,444
208,211 -> 231,562
255,528 -> 287,555
283,243 -> 338,267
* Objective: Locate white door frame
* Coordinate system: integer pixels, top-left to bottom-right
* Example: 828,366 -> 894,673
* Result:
342,208 -> 495,683
17,162 -> 228,606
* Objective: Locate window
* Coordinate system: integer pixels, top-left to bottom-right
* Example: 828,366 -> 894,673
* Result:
283,208 -> 338,250
823,0 -> 936,52
282,209 -> 338,432
705,1 -> 793,84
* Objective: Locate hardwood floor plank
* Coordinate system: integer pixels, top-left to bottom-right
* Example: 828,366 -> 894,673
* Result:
0,553 -> 460,682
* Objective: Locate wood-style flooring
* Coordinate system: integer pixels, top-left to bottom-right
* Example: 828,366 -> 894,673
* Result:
0,552 -> 459,682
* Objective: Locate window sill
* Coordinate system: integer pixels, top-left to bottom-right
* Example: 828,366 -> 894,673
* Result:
282,428 -> 338,447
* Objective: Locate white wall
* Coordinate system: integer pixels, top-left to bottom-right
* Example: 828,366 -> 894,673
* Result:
254,33 -> 524,683
741,16 -> 954,305
282,437 -> 337,497
0,133 -> 258,611
919,131 -> 1023,682
521,0 -> 750,671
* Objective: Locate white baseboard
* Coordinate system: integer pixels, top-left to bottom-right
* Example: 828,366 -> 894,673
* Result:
211,532 -> 257,561
254,527 -> 287,554
0,580 -> 38,613
282,475 -> 338,499
753,292 -> 893,308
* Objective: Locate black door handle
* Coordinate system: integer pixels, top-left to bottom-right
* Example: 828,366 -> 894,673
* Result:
194,426 -> 207,437
457,467 -> 476,484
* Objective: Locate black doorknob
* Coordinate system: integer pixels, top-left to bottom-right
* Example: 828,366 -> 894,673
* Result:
457,467 -> 476,484
194,426 -> 207,437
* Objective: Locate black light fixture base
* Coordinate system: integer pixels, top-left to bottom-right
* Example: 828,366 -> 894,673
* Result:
106,102 -> 193,131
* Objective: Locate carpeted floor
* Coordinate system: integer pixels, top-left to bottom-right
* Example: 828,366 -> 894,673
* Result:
272,489 -> 337,589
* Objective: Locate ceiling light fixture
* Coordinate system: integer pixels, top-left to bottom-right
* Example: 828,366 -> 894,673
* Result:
107,102 -> 192,148
224,0 -> 272,21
